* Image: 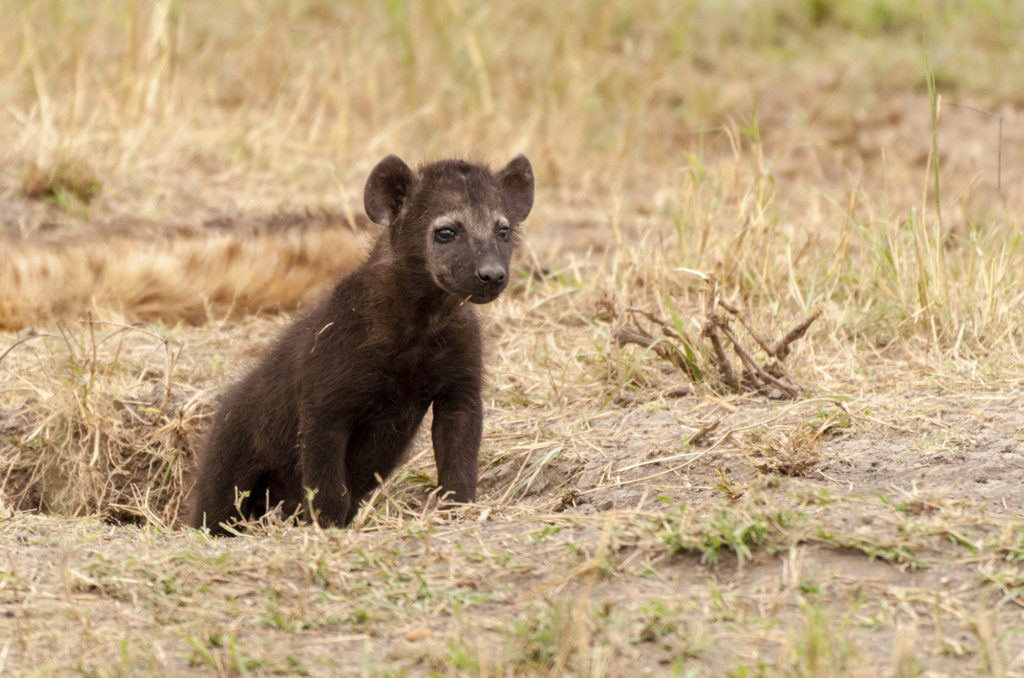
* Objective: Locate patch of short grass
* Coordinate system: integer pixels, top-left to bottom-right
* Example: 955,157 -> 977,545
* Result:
21,157 -> 101,211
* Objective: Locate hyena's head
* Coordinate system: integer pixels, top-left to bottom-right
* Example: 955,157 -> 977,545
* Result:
364,154 -> 534,304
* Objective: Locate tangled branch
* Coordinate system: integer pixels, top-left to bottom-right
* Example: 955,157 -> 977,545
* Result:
611,274 -> 821,399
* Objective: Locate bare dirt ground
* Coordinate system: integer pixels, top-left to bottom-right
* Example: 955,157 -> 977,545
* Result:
3,2 -> 1024,676
2,383 -> 1023,676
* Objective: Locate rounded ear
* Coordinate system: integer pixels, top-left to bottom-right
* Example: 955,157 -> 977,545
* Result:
364,155 -> 416,226
496,154 -> 534,223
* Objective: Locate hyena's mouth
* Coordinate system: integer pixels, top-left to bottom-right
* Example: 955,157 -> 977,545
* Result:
432,271 -> 507,304
466,285 -> 506,304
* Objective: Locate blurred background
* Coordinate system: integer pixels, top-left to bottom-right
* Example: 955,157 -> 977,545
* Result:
3,1 -> 1021,217
1,0 -> 1022,339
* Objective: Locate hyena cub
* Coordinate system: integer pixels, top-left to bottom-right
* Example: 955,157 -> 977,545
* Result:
190,154 -> 534,534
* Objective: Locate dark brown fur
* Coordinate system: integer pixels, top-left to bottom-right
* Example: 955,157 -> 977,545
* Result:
189,155 -> 533,534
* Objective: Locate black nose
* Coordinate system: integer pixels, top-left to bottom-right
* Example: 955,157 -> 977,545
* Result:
476,264 -> 507,286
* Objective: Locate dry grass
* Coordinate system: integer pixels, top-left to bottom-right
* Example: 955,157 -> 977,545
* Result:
0,320 -> 208,525
1,212 -> 370,329
3,1 -> 1023,343
2,0 -> 1024,675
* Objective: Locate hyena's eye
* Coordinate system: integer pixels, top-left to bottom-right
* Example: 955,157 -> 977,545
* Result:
434,227 -> 456,243
496,225 -> 511,242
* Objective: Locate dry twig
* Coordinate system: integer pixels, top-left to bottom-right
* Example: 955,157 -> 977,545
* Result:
612,274 -> 821,399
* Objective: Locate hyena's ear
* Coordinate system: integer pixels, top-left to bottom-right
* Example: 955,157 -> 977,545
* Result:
364,155 -> 417,227
496,154 -> 534,223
